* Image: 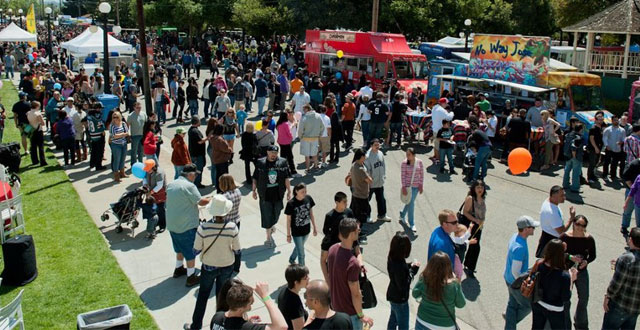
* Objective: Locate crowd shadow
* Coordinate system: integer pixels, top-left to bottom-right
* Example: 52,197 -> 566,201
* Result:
100,223 -> 154,251
461,277 -> 481,301
241,244 -> 281,269
140,277 -> 192,310
398,220 -> 420,240
565,192 -> 585,205
25,179 -> 70,195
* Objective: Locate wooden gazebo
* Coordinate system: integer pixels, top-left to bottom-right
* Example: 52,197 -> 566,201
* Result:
563,0 -> 640,78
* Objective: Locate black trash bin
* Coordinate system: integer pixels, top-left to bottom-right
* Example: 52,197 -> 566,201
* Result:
77,304 -> 132,330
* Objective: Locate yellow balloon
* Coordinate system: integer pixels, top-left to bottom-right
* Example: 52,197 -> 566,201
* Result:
255,120 -> 262,130
337,50 -> 344,58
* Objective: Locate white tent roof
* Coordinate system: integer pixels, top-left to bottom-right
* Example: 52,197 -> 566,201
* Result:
0,22 -> 37,42
61,26 -> 134,55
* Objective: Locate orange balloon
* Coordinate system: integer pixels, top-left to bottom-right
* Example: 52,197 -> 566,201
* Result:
508,147 -> 532,175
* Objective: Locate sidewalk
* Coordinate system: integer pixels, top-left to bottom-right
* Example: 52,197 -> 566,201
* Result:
17,77 -> 474,329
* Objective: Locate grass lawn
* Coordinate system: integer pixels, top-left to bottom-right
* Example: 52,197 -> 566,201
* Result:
0,82 -> 157,329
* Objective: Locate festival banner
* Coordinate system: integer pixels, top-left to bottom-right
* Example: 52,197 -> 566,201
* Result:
469,34 -> 550,86
26,4 -> 37,48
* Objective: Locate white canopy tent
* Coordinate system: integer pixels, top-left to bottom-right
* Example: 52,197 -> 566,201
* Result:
0,22 -> 37,43
61,26 -> 134,55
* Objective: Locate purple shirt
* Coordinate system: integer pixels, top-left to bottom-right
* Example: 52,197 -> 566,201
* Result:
277,74 -> 289,93
629,175 -> 640,206
57,117 -> 76,140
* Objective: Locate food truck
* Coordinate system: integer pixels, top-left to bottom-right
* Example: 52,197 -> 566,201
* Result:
628,79 -> 640,122
304,30 -> 429,92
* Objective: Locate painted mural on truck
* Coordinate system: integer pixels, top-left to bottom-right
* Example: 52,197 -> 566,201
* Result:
469,34 -> 551,86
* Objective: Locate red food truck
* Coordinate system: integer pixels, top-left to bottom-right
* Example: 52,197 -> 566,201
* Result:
304,30 -> 429,93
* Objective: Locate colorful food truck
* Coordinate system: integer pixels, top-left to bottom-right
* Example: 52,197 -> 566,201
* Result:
628,79 -> 640,122
304,30 -> 429,92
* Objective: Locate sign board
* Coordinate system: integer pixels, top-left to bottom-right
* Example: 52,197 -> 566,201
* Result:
319,31 -> 356,43
469,34 -> 550,86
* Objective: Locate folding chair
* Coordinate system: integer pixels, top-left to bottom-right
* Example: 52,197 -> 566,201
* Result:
0,195 -> 25,245
0,289 -> 25,330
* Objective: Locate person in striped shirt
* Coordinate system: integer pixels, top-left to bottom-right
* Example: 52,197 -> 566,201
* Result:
624,124 -> 640,165
399,147 -> 424,234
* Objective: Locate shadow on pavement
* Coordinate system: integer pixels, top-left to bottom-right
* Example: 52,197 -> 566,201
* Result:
86,171 -> 114,184
101,225 -> 155,251
241,244 -> 281,269
140,276 -> 192,310
461,277 -> 481,301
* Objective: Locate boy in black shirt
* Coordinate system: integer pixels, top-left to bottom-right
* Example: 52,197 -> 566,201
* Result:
277,264 -> 309,330
209,282 -> 287,330
320,192 -> 354,283
437,120 -> 456,174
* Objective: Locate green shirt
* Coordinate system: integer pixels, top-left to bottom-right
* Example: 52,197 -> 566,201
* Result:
475,99 -> 491,112
165,176 -> 202,233
412,277 -> 466,327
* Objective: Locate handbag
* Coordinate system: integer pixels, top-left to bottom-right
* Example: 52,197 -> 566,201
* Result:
520,259 -> 542,298
456,198 -> 474,227
400,160 -> 418,204
359,271 -> 377,309
440,299 -> 460,330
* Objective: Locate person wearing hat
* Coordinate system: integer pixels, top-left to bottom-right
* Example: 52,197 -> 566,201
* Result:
11,91 -> 31,153
475,93 -> 492,113
87,103 -> 106,170
188,115 -> 207,188
341,94 -> 357,149
183,194 -> 240,330
166,163 -> 212,287
431,97 -> 454,162
252,144 -> 291,247
503,215 -> 539,329
142,159 -> 167,232
171,127 -> 192,180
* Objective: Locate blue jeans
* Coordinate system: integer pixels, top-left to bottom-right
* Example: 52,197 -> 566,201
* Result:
5,66 -> 13,79
145,153 -> 158,163
110,143 -> 127,172
130,135 -> 144,166
155,101 -> 164,121
210,163 -> 217,188
174,165 -> 184,180
190,265 -> 233,329
361,121 -> 370,146
473,145 -> 491,180
188,100 -> 199,117
505,282 -> 531,330
350,314 -> 363,330
203,99 -> 211,117
389,122 -> 403,146
387,301 -> 409,330
563,158 -> 582,192
245,97 -> 252,112
439,147 -> 454,172
400,187 -> 419,227
289,234 -> 308,266
229,95 -> 235,107
569,269 -> 589,329
622,188 -> 640,229
602,299 -> 639,330
193,155 -> 205,186
257,96 -> 266,116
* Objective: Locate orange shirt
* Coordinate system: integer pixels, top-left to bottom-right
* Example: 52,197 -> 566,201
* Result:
342,103 -> 356,121
290,79 -> 303,94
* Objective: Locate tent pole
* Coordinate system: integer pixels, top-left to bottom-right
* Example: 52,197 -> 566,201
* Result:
572,32 -> 578,67
136,0 -> 153,115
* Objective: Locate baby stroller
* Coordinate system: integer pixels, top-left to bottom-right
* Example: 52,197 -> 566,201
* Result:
101,187 -> 147,233
462,139 -> 477,182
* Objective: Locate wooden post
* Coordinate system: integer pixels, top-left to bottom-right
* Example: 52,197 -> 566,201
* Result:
584,32 -> 594,73
623,33 -> 631,79
371,0 -> 379,32
572,32 -> 578,67
136,0 -> 153,115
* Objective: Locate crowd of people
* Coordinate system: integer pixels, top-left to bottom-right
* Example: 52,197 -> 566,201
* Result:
3,26 -> 640,330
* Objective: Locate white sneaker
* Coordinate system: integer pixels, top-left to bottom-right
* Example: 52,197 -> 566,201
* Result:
366,217 -> 375,223
377,215 -> 392,222
411,225 -> 417,234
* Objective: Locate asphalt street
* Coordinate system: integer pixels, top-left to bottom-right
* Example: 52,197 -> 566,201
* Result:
150,68 -> 627,329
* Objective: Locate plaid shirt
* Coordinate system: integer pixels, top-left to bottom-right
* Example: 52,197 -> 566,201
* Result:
624,135 -> 640,164
607,249 -> 640,314
223,188 -> 242,224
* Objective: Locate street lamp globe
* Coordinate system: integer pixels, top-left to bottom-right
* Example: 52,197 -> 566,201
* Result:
464,19 -> 472,26
89,25 -> 98,33
44,7 -> 52,15
112,25 -> 121,35
98,2 -> 111,14
7,9 -> 12,15
18,9 -> 22,15
459,32 -> 465,38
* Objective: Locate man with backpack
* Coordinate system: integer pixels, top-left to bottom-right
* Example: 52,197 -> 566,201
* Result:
563,124 -> 584,193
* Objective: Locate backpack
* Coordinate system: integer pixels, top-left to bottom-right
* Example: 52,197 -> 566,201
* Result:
563,132 -> 575,158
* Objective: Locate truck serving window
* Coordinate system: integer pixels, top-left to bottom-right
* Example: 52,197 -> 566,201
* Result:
394,61 -> 412,79
570,86 -> 604,111
412,61 -> 428,79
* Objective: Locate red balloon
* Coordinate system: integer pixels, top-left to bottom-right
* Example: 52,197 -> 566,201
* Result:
32,52 -> 37,59
508,147 -> 532,175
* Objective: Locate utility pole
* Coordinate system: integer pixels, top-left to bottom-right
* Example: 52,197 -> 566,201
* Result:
371,0 -> 379,32
136,0 -> 153,115
116,0 -> 120,26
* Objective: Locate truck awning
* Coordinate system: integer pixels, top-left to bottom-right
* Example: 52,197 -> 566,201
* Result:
485,79 -> 555,93
435,74 -> 483,82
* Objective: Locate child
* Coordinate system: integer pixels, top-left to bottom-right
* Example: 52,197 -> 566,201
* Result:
284,183 -> 317,266
451,223 -> 477,279
140,194 -> 159,239
437,120 -> 456,174
236,104 -> 247,134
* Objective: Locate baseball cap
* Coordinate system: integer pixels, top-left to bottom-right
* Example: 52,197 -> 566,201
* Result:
516,215 -> 540,229
143,159 -> 156,172
176,127 -> 186,135
439,97 -> 448,104
182,163 -> 201,175
267,145 -> 279,152
18,92 -> 27,98
66,97 -> 74,102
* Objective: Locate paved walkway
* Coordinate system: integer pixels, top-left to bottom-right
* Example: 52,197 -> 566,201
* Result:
16,77 -> 474,329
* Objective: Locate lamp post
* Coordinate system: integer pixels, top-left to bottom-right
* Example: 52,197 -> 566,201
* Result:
99,2 -> 111,94
45,7 -> 52,58
18,9 -> 23,28
7,8 -> 12,23
463,18 -> 472,53
0,9 -> 4,25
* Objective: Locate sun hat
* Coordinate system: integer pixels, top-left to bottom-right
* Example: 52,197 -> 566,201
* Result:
208,194 -> 233,217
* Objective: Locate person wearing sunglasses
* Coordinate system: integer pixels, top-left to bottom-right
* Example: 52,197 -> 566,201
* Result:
560,215 -> 596,330
427,209 -> 458,269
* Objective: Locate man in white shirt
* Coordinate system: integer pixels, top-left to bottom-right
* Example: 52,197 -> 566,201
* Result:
602,115 -> 627,180
430,97 -> 454,162
535,185 -> 575,257
358,81 -> 373,100
486,110 -> 498,140
291,86 -> 310,115
318,106 -> 332,167
63,97 -> 76,118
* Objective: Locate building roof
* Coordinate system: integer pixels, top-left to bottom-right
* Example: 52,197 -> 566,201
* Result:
563,0 -> 640,35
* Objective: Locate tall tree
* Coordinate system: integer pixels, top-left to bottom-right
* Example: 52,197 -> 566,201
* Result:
232,0 -> 291,37
511,0 -> 556,35
552,0 -> 619,28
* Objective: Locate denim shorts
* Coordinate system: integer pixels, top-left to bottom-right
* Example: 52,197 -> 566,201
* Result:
223,134 -> 236,141
169,228 -> 197,260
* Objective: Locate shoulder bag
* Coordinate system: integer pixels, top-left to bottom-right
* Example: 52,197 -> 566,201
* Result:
400,160 -> 418,204
520,259 -> 543,298
456,197 -> 474,227
360,271 -> 377,309
440,299 -> 460,330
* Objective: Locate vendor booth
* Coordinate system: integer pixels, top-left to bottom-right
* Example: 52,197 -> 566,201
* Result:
0,23 -> 37,43
61,26 -> 134,72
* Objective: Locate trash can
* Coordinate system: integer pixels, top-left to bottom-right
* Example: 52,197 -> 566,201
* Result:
77,304 -> 132,330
